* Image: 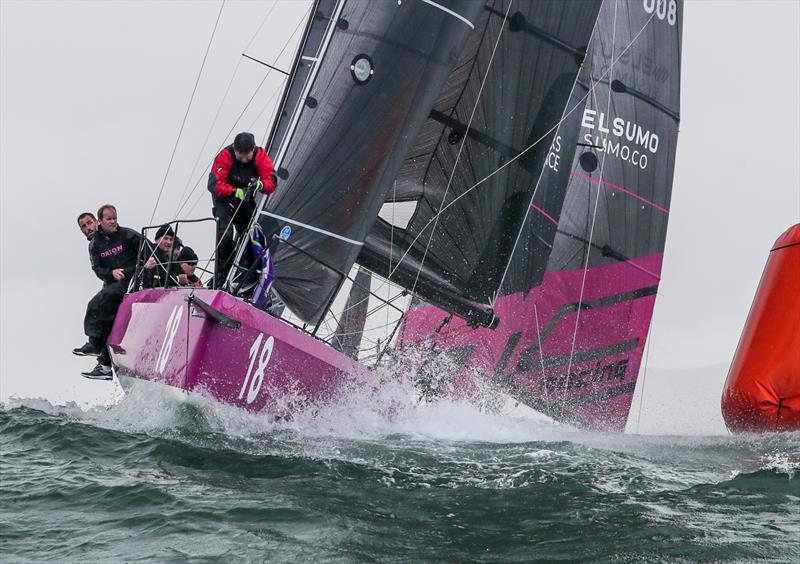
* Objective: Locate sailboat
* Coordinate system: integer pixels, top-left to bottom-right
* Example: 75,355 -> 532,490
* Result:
108,0 -> 683,430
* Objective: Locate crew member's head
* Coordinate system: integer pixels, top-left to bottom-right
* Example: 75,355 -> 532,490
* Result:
97,204 -> 118,234
154,224 -> 175,253
77,212 -> 97,240
233,132 -> 256,163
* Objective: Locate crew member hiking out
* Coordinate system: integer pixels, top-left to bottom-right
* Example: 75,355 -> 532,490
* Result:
73,211 -> 100,361
77,212 -> 97,241
73,204 -> 141,380
208,132 -> 276,287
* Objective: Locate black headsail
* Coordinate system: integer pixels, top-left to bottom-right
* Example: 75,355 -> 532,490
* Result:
248,0 -> 483,325
357,0 -> 603,323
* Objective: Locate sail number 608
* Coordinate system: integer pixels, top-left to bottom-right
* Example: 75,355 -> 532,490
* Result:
643,0 -> 677,26
239,333 -> 274,404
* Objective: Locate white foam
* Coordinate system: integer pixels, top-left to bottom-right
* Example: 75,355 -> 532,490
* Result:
3,359 -> 568,447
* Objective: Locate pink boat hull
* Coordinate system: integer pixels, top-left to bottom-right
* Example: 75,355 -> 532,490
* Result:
108,289 -> 362,413
110,254 -> 659,430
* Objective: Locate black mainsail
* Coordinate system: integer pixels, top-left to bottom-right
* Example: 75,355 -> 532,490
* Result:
393,0 -> 683,429
357,0 -> 603,321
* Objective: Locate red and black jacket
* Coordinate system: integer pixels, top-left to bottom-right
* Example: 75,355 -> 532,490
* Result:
208,145 -> 276,199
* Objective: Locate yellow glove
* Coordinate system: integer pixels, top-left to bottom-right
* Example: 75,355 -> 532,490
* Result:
234,188 -> 245,200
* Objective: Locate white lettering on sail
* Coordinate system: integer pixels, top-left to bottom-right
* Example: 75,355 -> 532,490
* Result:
545,135 -> 562,172
581,110 -> 659,153
156,305 -> 183,374
239,333 -> 275,404
581,109 -> 596,129
583,133 -> 649,170
643,0 -> 677,26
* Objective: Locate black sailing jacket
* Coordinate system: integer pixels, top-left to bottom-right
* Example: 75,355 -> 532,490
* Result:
141,246 -> 199,288
89,226 -> 142,284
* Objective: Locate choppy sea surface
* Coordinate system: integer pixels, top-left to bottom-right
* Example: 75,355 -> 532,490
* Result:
1,379 -> 798,563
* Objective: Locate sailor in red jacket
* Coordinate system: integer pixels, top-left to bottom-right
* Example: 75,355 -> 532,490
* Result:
208,132 -> 276,287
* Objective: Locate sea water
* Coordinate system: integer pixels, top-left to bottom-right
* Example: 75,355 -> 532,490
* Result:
1,377 -> 798,562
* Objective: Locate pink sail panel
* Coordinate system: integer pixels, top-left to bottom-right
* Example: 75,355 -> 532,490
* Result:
398,254 -> 664,431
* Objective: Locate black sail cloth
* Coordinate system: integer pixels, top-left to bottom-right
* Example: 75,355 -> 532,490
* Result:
358,0 -> 603,313
536,0 -> 682,280
492,0 -> 683,424
255,0 -> 483,325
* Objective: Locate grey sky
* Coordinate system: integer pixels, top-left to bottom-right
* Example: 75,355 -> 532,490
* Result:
1,1 -> 798,434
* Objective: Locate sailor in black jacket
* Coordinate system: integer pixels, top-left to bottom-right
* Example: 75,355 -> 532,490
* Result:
73,205 -> 141,379
89,222 -> 141,284
142,225 -> 200,288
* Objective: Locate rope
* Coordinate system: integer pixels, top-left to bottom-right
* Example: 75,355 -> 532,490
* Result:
149,0 -> 226,225
173,5 -> 311,220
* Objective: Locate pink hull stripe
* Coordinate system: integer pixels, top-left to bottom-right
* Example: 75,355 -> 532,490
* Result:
571,171 -> 670,214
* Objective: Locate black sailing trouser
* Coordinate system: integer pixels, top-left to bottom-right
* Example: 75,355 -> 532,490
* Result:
213,196 -> 255,288
83,281 -> 127,366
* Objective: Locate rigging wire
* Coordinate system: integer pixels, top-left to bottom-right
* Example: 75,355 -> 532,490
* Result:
636,317 -> 655,433
561,0 -> 621,412
388,181 -> 397,342
173,6 -> 311,221
172,0 -> 280,218
533,303 -> 548,402
149,0 -> 226,226
246,86 -> 283,132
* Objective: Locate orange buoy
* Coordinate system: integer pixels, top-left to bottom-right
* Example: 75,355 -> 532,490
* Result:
721,224 -> 800,432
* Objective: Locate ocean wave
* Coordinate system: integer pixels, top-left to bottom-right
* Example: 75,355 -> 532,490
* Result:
3,400 -> 800,562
